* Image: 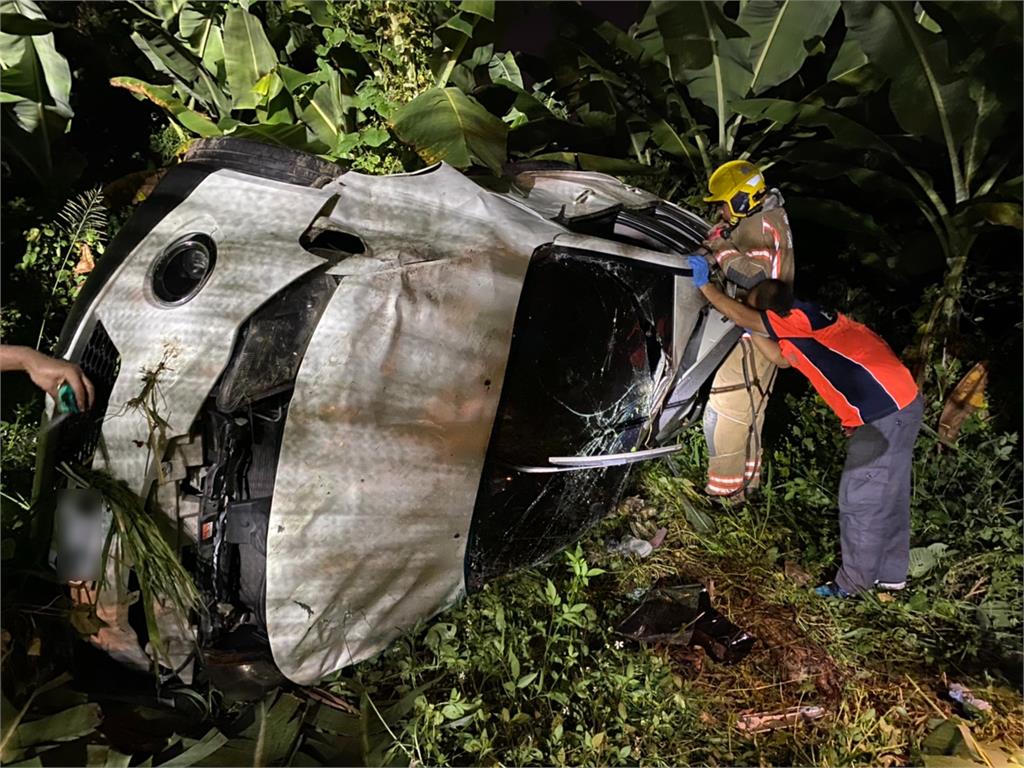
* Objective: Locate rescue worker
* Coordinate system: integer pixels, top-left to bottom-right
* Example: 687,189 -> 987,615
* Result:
700,160 -> 795,501
688,260 -> 924,597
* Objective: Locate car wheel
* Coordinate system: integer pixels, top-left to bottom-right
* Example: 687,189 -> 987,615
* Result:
183,137 -> 346,188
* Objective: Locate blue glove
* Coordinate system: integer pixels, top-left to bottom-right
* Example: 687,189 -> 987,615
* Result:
687,254 -> 710,287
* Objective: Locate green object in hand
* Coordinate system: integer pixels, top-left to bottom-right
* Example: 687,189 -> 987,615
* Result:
57,382 -> 79,414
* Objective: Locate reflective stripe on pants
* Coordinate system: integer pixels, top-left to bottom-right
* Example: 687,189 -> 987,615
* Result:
703,338 -> 776,496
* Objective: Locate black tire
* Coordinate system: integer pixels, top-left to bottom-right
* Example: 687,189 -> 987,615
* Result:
183,137 -> 346,188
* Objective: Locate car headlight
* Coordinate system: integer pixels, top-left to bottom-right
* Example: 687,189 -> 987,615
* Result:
150,234 -> 216,305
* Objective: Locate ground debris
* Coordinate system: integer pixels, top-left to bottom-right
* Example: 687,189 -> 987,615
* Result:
947,682 -> 993,718
615,582 -> 755,664
752,613 -> 843,700
938,361 -> 988,444
783,559 -> 813,586
736,705 -> 826,733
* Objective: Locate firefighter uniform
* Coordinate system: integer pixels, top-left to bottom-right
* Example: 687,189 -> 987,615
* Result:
704,196 -> 795,497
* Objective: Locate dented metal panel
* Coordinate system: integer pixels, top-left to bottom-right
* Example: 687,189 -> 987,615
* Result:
508,169 -> 661,221
85,171 -> 331,495
266,166 -> 561,683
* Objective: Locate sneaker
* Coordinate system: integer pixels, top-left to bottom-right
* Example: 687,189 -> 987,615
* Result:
814,581 -> 852,599
875,580 -> 906,591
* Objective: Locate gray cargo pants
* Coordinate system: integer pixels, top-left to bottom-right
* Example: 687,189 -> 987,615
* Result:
834,395 -> 924,594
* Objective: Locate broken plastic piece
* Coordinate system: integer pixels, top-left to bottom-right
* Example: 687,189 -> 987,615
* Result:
948,683 -> 992,717
614,583 -> 755,664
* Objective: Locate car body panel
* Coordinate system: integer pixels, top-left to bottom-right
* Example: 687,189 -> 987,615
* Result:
86,171 -> 333,494
36,152 -> 741,686
267,166 -> 561,682
507,169 -> 661,221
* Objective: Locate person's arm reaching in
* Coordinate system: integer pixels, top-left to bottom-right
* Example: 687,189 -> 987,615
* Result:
0,345 -> 95,410
687,255 -> 790,368
747,332 -> 790,368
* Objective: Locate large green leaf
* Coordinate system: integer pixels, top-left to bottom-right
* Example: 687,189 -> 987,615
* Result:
843,1 -> 971,201
826,38 -> 867,84
157,728 -> 229,768
223,6 -> 277,109
737,0 -> 840,95
129,19 -> 232,119
0,0 -> 72,182
650,118 -> 703,169
459,0 -> 494,21
299,68 -> 345,150
228,121 -> 313,150
391,87 -> 507,175
0,0 -> 70,112
962,79 -> 1006,194
953,200 -> 1023,230
110,76 -> 222,137
12,704 -> 102,750
487,51 -> 522,88
0,10 -> 62,35
647,0 -> 749,145
731,97 -> 892,153
204,693 -> 304,767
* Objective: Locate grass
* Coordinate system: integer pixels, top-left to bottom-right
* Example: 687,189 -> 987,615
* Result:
326,391 -> 1023,766
1,383 -> 1019,765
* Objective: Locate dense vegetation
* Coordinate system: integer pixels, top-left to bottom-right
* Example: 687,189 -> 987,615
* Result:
1,1 -> 1020,766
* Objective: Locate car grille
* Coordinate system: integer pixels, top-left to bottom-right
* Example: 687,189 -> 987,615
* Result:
56,321 -> 121,467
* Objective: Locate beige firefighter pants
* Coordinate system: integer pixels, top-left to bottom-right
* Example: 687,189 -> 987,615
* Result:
703,337 -> 777,496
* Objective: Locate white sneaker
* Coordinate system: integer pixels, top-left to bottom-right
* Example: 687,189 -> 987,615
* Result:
875,580 -> 906,591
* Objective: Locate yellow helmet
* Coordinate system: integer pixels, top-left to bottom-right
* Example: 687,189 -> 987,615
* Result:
704,160 -> 767,221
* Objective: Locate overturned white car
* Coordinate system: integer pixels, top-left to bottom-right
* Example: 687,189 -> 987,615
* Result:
38,139 -> 740,688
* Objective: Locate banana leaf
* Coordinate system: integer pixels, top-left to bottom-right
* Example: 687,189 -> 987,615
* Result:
843,1 -> 973,201
737,0 -> 840,95
129,25 -> 231,118
647,0 -> 749,145
0,9 -> 62,36
155,728 -> 228,768
962,79 -> 1009,194
731,97 -> 893,154
952,200 -> 1023,230
223,6 -> 278,110
299,68 -> 345,149
110,76 -> 222,137
391,86 -> 507,175
0,0 -> 72,182
1,675 -> 102,765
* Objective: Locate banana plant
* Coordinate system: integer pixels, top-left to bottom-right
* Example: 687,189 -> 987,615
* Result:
390,0 -> 660,177
634,0 -> 842,160
839,0 -> 1020,373
0,0 -> 73,184
730,1 -> 1021,378
113,0 -> 439,163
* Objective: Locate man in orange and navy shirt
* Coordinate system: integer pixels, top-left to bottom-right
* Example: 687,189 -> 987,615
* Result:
688,256 -> 924,598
